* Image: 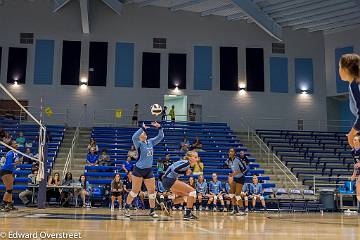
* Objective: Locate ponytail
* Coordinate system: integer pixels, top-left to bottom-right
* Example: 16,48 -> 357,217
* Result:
340,53 -> 360,80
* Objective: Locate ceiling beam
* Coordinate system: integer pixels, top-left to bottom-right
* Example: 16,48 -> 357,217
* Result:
280,7 -> 359,27
170,0 -> 207,12
269,0 -> 348,19
102,0 -> 123,15
325,22 -> 360,34
79,0 -> 90,34
309,18 -> 360,32
201,4 -> 235,17
231,0 -> 282,41
275,2 -> 357,24
262,0 -> 314,13
138,0 -> 159,7
53,0 -> 71,12
292,12 -> 360,30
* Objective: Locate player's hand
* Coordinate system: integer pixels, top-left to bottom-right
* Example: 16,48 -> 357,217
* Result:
185,169 -> 192,176
151,121 -> 161,128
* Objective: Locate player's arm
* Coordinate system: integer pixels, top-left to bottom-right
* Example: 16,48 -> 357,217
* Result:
132,127 -> 145,148
149,122 -> 164,146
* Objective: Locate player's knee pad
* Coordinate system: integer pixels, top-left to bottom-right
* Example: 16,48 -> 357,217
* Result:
189,191 -> 196,198
228,194 -> 235,198
213,195 -> 218,201
235,195 -> 241,201
218,196 -> 223,201
160,195 -> 164,199
6,189 -> 12,194
244,196 -> 248,201
129,191 -> 138,198
148,193 -> 157,200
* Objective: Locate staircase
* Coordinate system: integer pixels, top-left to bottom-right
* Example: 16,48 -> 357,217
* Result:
236,132 -> 306,189
53,127 -> 92,179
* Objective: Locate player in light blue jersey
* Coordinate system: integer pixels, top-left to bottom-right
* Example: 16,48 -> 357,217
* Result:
249,175 -> 266,210
0,140 -> 21,212
124,122 -> 164,218
162,151 -> 199,220
206,173 -> 225,211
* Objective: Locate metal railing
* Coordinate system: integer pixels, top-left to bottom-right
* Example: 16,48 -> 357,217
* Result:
62,112 -> 85,177
237,117 -> 301,189
311,176 -> 355,193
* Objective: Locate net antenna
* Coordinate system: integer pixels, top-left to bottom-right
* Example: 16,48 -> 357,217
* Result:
0,83 -> 46,182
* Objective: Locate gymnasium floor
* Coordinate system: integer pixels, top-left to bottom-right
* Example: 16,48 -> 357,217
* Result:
1,208 -> 359,240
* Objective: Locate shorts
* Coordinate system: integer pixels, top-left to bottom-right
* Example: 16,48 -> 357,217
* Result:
162,177 -> 176,191
233,175 -> 246,185
112,192 -> 122,197
132,116 -> 138,121
132,166 -> 154,179
0,170 -> 13,177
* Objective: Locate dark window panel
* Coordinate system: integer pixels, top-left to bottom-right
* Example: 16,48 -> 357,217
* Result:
220,47 -> 238,91
7,47 -> 27,84
88,42 -> 108,87
142,52 -> 161,88
61,40 -> 81,85
246,48 -> 264,92
168,53 -> 186,89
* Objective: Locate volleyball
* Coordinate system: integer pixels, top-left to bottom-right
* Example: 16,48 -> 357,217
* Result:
150,104 -> 163,116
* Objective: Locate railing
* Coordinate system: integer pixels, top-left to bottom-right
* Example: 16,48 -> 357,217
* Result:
62,112 -> 85,177
311,176 -> 354,194
236,117 -> 301,189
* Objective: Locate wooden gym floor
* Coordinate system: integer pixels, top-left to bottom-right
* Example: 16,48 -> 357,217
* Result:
0,208 -> 359,240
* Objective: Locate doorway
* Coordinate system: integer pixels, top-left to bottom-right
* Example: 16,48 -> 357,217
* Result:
164,95 -> 187,122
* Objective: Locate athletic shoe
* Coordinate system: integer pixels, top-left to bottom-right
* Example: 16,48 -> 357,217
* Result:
150,211 -> 159,218
230,209 -> 238,215
223,208 -> 228,212
178,206 -> 183,211
183,213 -> 198,220
205,207 -> 209,211
245,208 -> 249,213
237,211 -> 247,216
213,207 -> 217,212
124,208 -> 131,218
172,206 -> 177,211
199,206 -> 203,211
7,203 -> 17,211
111,205 -> 114,212
118,206 -> 122,211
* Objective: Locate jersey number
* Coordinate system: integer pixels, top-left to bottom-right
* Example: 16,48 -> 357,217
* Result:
147,150 -> 153,157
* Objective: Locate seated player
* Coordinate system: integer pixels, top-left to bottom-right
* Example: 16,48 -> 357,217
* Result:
207,173 -> 225,212
195,174 -> 208,211
241,182 -> 251,213
223,176 -> 232,212
161,151 -> 199,220
249,175 -> 266,211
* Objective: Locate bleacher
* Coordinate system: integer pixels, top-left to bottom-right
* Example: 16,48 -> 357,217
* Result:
85,121 -> 275,189
256,129 -> 352,190
0,117 -> 65,191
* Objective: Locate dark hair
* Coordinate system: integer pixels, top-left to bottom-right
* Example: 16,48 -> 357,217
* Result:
340,54 -> 360,79
79,175 -> 87,189
114,173 -> 121,181
65,172 -> 72,181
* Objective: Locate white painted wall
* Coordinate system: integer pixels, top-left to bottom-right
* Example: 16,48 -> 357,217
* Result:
0,0 -> 327,130
324,26 -> 360,97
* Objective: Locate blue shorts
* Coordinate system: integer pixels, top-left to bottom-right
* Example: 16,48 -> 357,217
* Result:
234,175 -> 246,184
162,177 -> 176,191
132,166 -> 154,179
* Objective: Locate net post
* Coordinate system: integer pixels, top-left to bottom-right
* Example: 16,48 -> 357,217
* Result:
37,141 -> 47,209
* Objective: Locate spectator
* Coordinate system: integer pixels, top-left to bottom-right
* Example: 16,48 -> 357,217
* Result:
99,149 -> 111,166
19,169 -> 38,206
168,105 -> 175,122
25,140 -> 33,148
3,132 -> 12,145
188,176 -> 196,189
193,157 -> 204,175
189,104 -> 196,122
249,175 -> 266,211
207,173 -> 225,212
239,151 -> 250,166
76,175 -> 91,208
195,174 -> 207,211
0,128 -> 5,139
132,104 -> 139,126
157,158 -> 165,177
47,172 -> 61,202
191,136 -> 203,152
161,106 -> 168,121
16,132 -> 26,147
122,157 -> 133,173
223,176 -> 233,212
180,136 -> 190,152
111,173 -> 123,211
87,138 -> 99,153
60,172 -> 74,207
127,145 -> 138,160
241,183 -> 250,213
22,148 -> 34,164
86,147 -> 99,166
